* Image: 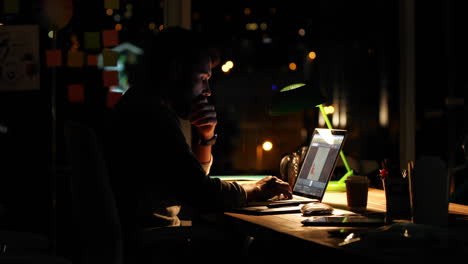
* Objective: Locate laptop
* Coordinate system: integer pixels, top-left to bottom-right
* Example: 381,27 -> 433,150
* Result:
228,128 -> 347,214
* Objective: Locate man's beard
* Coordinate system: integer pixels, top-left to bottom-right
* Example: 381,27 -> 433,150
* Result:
170,89 -> 192,120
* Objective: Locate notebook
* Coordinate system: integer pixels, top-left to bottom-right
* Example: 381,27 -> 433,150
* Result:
228,128 -> 348,214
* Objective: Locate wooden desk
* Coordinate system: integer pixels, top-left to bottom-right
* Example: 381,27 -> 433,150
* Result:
223,188 -> 468,262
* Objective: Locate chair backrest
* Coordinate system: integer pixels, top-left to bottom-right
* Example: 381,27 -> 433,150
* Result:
64,121 -> 123,264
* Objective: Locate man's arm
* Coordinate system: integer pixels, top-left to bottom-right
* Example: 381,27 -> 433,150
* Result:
189,96 -> 217,165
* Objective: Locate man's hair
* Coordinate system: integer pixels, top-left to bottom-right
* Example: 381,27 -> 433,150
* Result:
136,27 -> 211,98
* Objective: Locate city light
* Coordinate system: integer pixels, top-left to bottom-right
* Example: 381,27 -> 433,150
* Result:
320,105 -> 335,127
339,99 -> 347,128
288,62 -> 297,71
379,85 -> 389,127
324,105 -> 335,114
221,60 -> 234,73
298,28 -> 306,36
262,35 -> 272,44
225,60 -> 233,68
308,51 -> 317,60
246,23 -> 258,31
262,141 -> 273,151
221,65 -> 230,72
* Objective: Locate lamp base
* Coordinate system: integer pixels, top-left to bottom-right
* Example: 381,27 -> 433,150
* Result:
326,181 -> 346,192
325,170 -> 354,192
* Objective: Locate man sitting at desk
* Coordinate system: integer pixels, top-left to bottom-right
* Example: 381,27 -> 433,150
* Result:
103,26 -> 292,260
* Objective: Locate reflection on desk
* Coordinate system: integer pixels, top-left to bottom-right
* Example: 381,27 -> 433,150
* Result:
223,188 -> 468,262
337,222 -> 467,262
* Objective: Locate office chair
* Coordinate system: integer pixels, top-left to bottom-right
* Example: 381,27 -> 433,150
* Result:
64,121 -> 123,264
64,120 -> 196,263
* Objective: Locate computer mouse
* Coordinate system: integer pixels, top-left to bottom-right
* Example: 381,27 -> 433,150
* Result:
300,202 -> 334,216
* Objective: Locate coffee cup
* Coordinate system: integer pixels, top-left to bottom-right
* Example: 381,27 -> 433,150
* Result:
345,175 -> 370,213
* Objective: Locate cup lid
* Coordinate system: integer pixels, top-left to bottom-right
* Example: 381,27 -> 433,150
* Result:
345,175 -> 370,183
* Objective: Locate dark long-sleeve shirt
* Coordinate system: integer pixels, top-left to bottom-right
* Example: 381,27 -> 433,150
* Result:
102,87 -> 246,229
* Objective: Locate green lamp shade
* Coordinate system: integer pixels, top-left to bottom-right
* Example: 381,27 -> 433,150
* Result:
270,83 -> 327,116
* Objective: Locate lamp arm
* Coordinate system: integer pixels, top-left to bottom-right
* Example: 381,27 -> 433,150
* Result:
317,104 -> 353,177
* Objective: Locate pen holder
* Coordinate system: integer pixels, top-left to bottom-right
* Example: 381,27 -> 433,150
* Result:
382,175 -> 412,221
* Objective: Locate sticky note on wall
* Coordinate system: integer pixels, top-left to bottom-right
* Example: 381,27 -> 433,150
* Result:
84,32 -> 101,50
67,51 -> 85,67
102,49 -> 119,67
4,0 -> 20,14
104,0 -> 120,9
103,71 -> 119,87
67,84 -> 85,103
107,90 -> 122,108
87,54 -> 98,66
46,49 -> 62,67
102,29 -> 119,47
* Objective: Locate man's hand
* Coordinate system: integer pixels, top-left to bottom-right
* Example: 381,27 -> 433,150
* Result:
241,176 -> 293,202
189,96 -> 217,140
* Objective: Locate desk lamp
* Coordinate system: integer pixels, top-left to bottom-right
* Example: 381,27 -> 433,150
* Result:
270,82 -> 353,192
